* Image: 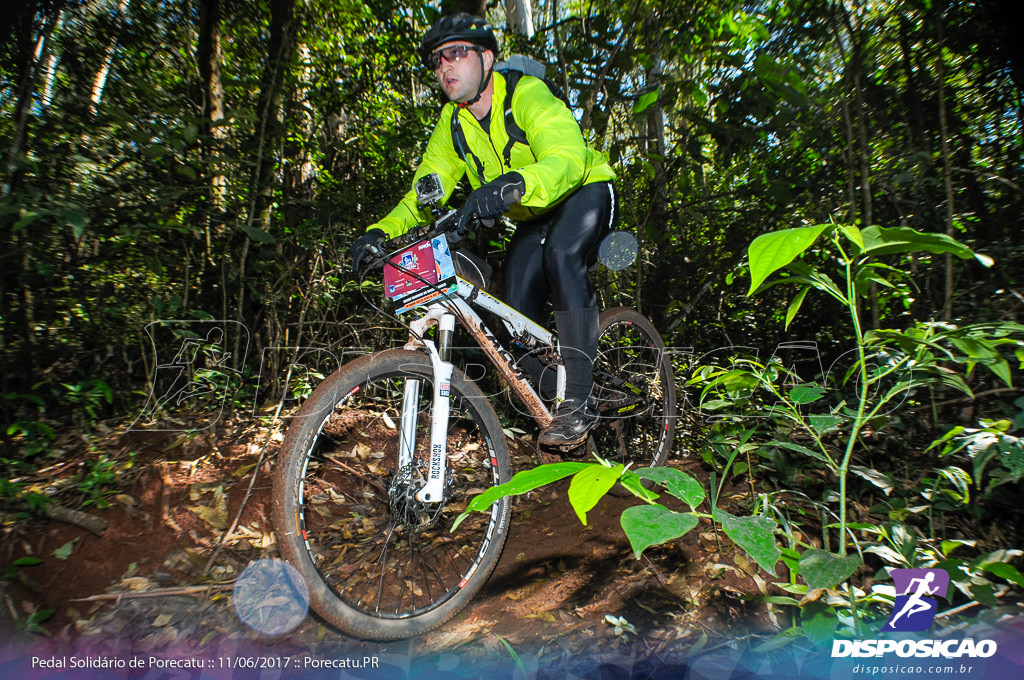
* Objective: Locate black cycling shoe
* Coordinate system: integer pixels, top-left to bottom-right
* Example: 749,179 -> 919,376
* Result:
538,397 -> 598,447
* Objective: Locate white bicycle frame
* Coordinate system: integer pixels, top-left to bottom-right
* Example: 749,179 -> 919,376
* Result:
399,276 -> 564,503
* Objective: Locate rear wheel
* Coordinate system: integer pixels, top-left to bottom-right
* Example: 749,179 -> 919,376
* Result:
272,349 -> 511,640
589,307 -> 677,468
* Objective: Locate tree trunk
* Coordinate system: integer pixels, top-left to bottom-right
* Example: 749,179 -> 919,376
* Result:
39,16 -> 62,108
506,0 -> 534,37
198,0 -> 226,211
897,15 -> 928,157
236,0 -> 297,368
4,8 -> 59,196
832,1 -> 878,327
839,97 -> 857,224
3,4 -> 62,391
828,8 -> 857,225
935,14 -> 957,320
89,0 -> 130,115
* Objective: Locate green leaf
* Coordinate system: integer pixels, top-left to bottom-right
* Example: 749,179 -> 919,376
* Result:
760,596 -> 801,606
714,509 -> 781,574
802,600 -> 838,648
5,556 -> 43,578
850,465 -> 895,495
808,414 -> 844,435
998,441 -> 1024,483
949,337 -> 1013,387
568,463 -> 624,525
776,583 -> 809,596
930,465 -> 971,504
979,561 -> 1024,588
11,556 -> 42,567
94,379 -> 114,404
620,505 -> 699,559
785,287 -> 810,329
66,208 -> 87,240
747,225 -> 830,295
175,164 -> 198,181
789,384 -> 825,405
453,462 -> 590,530
617,470 -> 660,502
633,90 -> 659,116
753,626 -> 804,652
969,581 -> 999,607
837,224 -> 865,252
768,440 -> 836,468
635,467 -> 705,509
12,210 -> 40,232
940,539 -> 974,557
860,225 -> 984,263
241,225 -> 275,243
53,539 -> 78,560
798,548 -> 862,590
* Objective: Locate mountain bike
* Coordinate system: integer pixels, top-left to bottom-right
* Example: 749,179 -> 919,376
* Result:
271,175 -> 678,640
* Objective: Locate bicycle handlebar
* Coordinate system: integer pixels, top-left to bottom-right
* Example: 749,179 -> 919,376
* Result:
366,207 -> 481,264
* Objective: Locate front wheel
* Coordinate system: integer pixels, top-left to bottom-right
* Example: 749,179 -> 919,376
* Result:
589,307 -> 678,468
272,349 -> 511,640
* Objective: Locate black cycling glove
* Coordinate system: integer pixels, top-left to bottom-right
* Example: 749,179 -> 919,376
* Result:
457,172 -> 526,234
350,228 -> 386,270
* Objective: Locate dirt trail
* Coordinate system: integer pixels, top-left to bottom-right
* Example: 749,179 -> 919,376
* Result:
1,418 -> 772,667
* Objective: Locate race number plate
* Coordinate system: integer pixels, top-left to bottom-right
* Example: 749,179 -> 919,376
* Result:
383,234 -> 457,314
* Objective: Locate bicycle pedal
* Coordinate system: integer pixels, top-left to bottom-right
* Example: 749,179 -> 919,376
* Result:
550,441 -> 589,457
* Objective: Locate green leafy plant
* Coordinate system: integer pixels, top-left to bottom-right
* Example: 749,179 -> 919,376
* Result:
453,457 -> 783,575
61,378 -> 114,426
4,419 -> 55,459
741,224 -> 998,558
720,222 -> 1024,643
77,452 -> 135,508
3,391 -> 53,459
16,607 -> 55,635
4,556 -> 43,579
929,407 -> 1024,495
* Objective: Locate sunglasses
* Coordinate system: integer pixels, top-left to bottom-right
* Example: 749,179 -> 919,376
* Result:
429,45 -> 480,69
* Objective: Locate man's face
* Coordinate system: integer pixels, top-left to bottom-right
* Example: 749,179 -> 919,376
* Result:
432,41 -> 493,104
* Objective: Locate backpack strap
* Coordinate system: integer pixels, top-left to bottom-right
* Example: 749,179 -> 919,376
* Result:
501,70 -> 527,167
450,107 -> 485,182
450,72 -> 530,174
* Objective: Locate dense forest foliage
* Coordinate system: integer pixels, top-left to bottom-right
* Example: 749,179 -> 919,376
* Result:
3,0 -> 1024,642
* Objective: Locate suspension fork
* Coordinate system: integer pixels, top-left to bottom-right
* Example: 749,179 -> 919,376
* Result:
401,312 -> 455,504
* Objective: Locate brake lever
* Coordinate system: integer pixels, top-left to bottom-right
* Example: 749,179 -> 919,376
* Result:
363,242 -> 388,270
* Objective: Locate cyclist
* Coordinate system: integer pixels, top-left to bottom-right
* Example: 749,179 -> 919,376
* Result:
350,13 -> 617,447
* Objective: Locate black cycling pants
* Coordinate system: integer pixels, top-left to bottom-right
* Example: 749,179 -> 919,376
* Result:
502,181 -> 615,321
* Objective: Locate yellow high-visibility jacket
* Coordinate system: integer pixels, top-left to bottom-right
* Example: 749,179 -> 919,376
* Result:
370,71 -> 616,238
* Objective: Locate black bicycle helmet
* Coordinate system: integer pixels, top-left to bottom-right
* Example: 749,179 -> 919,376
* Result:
419,13 -> 499,63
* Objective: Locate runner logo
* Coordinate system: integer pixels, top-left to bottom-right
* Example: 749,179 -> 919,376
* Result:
883,568 -> 949,632
832,567 -> 997,659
